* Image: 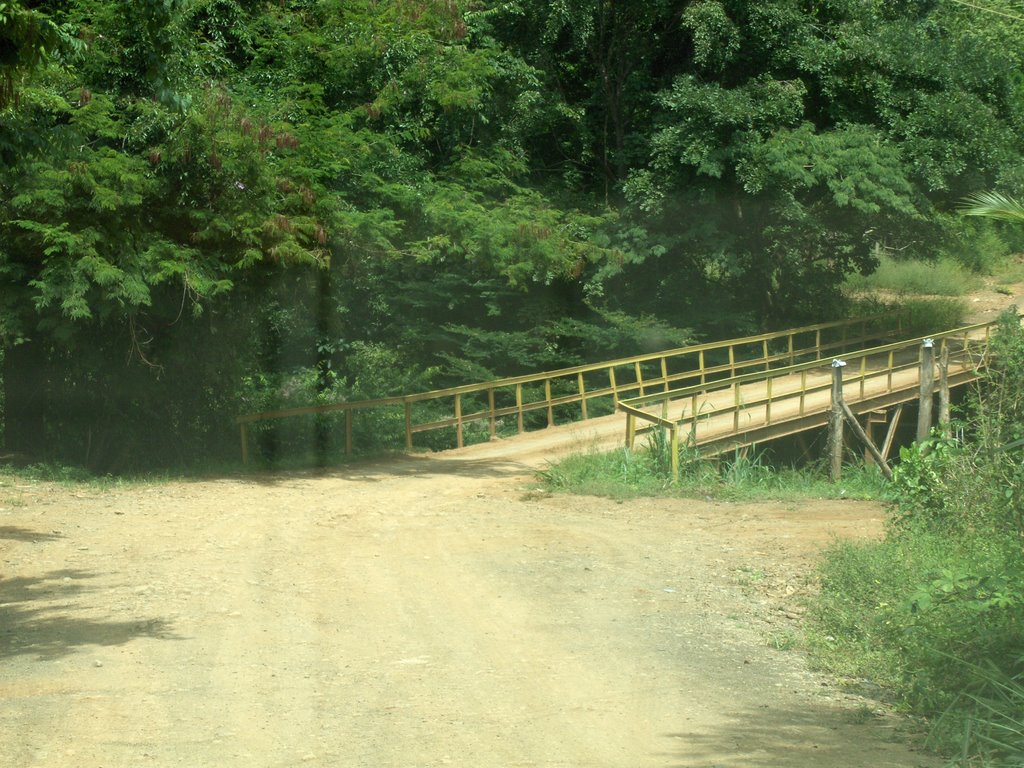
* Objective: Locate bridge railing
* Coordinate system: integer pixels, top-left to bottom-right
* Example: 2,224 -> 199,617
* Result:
236,312 -> 906,463
618,319 -> 997,472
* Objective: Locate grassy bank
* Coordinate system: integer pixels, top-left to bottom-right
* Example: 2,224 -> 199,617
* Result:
538,440 -> 890,502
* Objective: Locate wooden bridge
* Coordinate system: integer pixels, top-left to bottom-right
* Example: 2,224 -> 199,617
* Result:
618,322 -> 992,480
237,312 -> 996,473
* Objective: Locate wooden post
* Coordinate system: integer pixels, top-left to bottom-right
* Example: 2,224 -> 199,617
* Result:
544,379 -> 554,427
917,339 -> 935,443
762,338 -> 770,371
661,357 -> 669,392
626,412 -> 636,449
635,362 -> 644,396
829,359 -> 847,482
765,376 -> 773,424
938,344 -> 951,438
815,329 -> 822,360
799,370 -> 807,415
240,423 -> 250,465
455,393 -> 464,448
345,409 -> 353,456
577,374 -> 588,420
699,350 -> 706,384
609,368 -> 618,401
859,356 -> 867,399
728,345 -> 736,376
405,402 -> 413,449
488,389 -> 497,439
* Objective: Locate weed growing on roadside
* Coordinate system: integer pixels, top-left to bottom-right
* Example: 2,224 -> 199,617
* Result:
766,630 -> 799,651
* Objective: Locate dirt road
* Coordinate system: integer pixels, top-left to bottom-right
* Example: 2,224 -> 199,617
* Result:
0,439 -> 939,768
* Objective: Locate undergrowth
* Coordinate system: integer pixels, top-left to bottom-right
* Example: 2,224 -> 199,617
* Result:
538,438 -> 890,502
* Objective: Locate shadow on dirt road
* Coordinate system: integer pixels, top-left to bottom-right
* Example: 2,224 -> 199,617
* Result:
0,568 -> 179,661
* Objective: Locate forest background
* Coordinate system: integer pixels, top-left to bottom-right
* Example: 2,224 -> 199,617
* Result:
3,0 -> 1024,472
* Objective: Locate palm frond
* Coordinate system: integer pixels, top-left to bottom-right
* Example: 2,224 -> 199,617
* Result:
959,191 -> 1024,223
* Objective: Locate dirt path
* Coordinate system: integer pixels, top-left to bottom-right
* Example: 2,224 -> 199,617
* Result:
0,443 -> 940,768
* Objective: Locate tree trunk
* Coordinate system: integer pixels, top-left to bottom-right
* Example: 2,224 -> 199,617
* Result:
314,267 -> 333,466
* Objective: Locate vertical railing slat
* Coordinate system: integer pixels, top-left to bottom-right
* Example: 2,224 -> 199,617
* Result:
515,384 -> 524,434
455,393 -> 464,448
733,379 -> 741,433
545,379 -> 554,427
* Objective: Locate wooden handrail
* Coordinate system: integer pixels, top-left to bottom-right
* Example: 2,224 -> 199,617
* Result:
617,320 -> 997,476
620,319 -> 993,410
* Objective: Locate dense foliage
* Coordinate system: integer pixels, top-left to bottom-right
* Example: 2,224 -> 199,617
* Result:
3,0 -> 1024,469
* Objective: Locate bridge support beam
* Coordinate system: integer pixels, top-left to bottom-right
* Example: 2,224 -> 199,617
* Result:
881,404 -> 903,463
840,402 -> 893,481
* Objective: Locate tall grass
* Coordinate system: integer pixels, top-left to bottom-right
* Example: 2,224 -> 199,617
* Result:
930,660 -> 1024,767
538,436 -> 890,501
846,254 -> 982,296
